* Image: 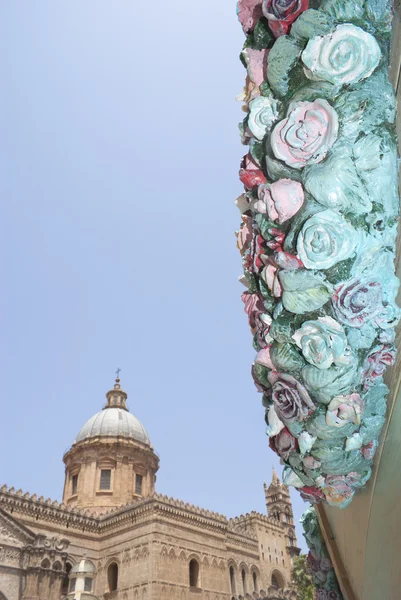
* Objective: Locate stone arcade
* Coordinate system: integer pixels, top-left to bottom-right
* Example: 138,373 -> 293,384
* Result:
0,378 -> 300,600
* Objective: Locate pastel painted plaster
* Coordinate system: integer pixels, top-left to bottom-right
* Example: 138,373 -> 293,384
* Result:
236,0 -> 400,524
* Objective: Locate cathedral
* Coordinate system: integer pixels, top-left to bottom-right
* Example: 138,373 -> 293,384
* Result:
0,378 -> 300,600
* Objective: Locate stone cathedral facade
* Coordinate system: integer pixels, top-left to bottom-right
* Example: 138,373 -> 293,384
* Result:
0,378 -> 300,600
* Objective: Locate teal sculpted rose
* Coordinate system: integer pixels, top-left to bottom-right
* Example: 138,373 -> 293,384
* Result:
296,209 -> 358,269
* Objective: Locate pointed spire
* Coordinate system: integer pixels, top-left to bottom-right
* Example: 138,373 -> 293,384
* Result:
104,373 -> 128,411
272,466 -> 280,485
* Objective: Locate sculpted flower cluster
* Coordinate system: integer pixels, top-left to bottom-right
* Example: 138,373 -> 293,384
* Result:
236,0 -> 399,560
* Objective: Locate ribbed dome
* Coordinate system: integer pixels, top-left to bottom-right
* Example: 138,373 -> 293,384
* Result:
70,560 -> 96,575
74,408 -> 150,445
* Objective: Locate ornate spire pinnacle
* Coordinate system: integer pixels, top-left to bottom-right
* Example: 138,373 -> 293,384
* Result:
272,466 -> 280,486
104,373 -> 128,411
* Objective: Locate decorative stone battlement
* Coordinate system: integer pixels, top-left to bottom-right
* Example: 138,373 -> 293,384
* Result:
0,485 -> 100,532
229,511 -> 286,530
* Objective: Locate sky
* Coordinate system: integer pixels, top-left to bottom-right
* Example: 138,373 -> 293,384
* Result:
0,1 -> 308,551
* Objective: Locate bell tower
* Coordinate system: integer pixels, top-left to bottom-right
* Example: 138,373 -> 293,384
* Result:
265,468 -> 294,527
265,468 -> 300,558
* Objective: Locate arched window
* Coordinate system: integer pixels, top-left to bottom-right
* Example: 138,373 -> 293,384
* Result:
252,571 -> 258,591
107,562 -> 119,592
61,562 -> 72,595
53,561 -> 62,571
271,571 -> 285,589
229,565 -> 236,595
41,558 -> 50,569
241,568 -> 247,595
189,559 -> 199,588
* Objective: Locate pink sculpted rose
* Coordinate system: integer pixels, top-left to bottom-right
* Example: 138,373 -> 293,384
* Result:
269,426 -> 297,459
255,179 -> 304,223
262,0 -> 309,37
268,371 -> 315,422
362,345 -> 396,390
271,99 -> 338,169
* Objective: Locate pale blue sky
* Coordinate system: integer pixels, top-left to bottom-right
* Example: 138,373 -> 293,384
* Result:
0,1 -> 307,550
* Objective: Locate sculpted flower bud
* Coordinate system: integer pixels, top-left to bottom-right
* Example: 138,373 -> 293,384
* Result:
271,99 -> 338,169
302,24 -> 381,86
326,394 -> 363,428
255,179 -> 304,223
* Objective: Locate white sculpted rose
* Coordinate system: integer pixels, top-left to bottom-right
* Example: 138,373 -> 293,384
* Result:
302,24 -> 381,86
248,96 -> 279,141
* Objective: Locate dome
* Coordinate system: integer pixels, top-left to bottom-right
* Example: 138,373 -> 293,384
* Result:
74,408 -> 150,445
71,560 -> 96,575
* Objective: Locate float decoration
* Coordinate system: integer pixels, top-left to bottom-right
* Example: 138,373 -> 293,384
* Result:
302,507 -> 343,599
236,0 -> 400,510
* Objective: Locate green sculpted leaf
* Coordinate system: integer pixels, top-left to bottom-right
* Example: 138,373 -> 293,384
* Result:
366,0 -> 393,34
290,9 -> 334,42
269,312 -> 294,343
249,139 -> 264,167
271,342 -> 305,371
243,18 -> 274,51
320,449 -> 368,475
360,415 -> 386,444
320,0 -> 367,24
267,36 -> 302,98
303,363 -> 358,404
253,213 -> 276,241
304,149 -> 372,214
279,270 -> 333,315
363,383 -> 388,417
265,144 -> 303,182
253,363 -> 271,390
354,131 -> 399,216
308,412 -> 358,441
335,69 -> 396,140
